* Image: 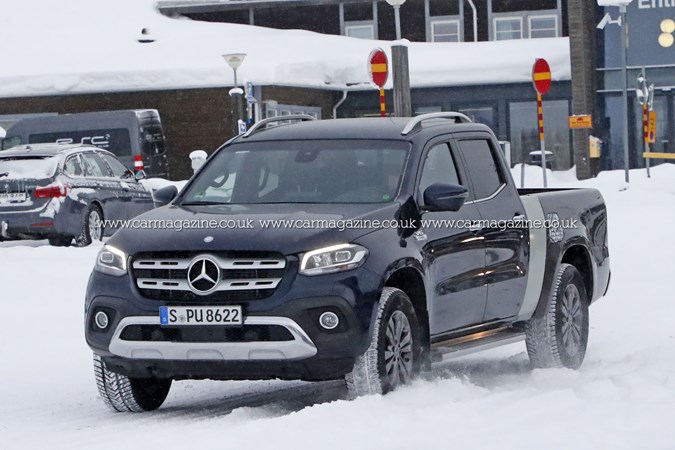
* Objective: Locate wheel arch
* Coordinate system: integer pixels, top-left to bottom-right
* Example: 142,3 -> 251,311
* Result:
383,266 -> 429,352
561,244 -> 593,301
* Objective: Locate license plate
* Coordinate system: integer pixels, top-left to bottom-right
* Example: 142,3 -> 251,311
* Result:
0,192 -> 27,204
159,305 -> 242,326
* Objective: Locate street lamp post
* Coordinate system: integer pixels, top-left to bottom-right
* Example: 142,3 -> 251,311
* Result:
597,0 -> 633,184
222,53 -> 247,135
386,0 -> 412,117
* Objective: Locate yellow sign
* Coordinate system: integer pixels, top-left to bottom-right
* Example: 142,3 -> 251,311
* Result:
569,115 -> 593,129
644,152 -> 675,160
648,111 -> 657,144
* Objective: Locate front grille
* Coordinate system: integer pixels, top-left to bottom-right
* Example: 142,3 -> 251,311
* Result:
119,324 -> 294,343
131,251 -> 287,301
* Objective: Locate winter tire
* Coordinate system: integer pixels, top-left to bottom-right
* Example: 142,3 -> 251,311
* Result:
93,354 -> 172,412
525,263 -> 589,370
75,204 -> 103,247
346,287 -> 422,397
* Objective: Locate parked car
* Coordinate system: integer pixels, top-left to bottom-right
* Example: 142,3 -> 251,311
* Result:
1,109 -> 170,178
85,113 -> 610,412
0,143 -> 154,246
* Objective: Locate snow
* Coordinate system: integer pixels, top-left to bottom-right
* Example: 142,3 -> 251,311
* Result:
0,156 -> 59,179
0,1 -> 570,98
1,164 -> 675,449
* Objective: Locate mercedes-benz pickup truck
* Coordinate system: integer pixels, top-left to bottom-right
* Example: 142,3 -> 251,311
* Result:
85,113 -> 610,412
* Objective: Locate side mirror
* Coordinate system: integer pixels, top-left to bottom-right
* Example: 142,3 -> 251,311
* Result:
0,126 -> 6,139
423,183 -> 468,212
153,185 -> 177,207
134,169 -> 147,181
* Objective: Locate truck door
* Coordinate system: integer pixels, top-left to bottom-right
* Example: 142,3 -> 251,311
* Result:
417,140 -> 487,336
454,136 -> 529,322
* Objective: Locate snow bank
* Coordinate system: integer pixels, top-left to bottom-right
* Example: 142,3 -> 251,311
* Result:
0,1 -> 570,98
1,164 -> 675,449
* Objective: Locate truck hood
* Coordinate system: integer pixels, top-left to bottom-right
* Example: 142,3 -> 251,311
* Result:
106,202 -> 403,256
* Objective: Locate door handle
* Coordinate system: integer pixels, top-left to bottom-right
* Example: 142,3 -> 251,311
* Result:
513,214 -> 526,222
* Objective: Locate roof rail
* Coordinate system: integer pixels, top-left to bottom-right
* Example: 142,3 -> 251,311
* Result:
242,114 -> 317,138
401,112 -> 472,136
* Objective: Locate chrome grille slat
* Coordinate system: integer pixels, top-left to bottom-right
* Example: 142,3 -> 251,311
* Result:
132,254 -> 287,298
132,257 -> 286,270
137,278 -> 282,291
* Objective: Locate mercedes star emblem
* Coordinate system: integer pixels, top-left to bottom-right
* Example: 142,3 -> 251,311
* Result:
187,256 -> 221,295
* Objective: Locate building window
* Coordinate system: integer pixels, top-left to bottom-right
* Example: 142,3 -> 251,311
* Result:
529,15 -> 558,39
345,23 -> 375,40
431,19 -> 461,42
494,17 -> 523,41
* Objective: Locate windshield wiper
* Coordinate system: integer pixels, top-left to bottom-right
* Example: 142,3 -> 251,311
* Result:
180,200 -> 230,206
0,172 -> 8,178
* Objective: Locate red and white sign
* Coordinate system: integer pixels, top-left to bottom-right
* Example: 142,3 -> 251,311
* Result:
532,59 -> 552,95
134,155 -> 144,172
368,48 -> 388,88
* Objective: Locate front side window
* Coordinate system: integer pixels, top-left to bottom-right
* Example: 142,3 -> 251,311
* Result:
529,15 -> 558,39
431,19 -> 461,42
99,153 -> 132,178
457,139 -> 504,200
82,152 -> 113,178
494,17 -> 523,40
419,143 -> 461,200
181,141 -> 409,205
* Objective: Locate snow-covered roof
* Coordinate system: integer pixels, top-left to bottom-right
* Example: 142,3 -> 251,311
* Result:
0,0 -> 571,98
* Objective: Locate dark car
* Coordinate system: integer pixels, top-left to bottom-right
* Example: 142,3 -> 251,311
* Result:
85,114 -> 610,412
0,143 -> 154,246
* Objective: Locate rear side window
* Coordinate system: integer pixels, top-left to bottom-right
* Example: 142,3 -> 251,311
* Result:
457,139 -> 504,200
64,155 -> 84,177
82,153 -> 113,178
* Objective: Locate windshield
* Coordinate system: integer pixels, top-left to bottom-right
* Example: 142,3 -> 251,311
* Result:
0,156 -> 59,180
181,140 -> 409,205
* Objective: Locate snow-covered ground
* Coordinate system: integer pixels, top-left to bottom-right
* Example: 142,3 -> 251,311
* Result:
1,165 -> 674,450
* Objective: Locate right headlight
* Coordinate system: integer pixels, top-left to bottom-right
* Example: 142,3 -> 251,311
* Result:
299,243 -> 369,276
95,245 -> 128,277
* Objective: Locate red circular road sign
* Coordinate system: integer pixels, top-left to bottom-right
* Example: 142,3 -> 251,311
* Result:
368,48 -> 388,88
532,58 -> 552,95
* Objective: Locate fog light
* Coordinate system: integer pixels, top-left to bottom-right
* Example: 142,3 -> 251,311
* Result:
94,311 -> 109,329
319,312 -> 339,330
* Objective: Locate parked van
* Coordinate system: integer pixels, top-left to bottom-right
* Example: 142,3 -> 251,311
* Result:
1,110 -> 169,178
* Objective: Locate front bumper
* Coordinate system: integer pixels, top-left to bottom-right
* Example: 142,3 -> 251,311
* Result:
108,315 -> 317,361
85,266 -> 382,381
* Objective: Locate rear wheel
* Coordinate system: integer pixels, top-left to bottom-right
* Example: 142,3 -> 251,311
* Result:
525,263 -> 589,369
346,287 -> 422,397
75,204 -> 103,247
93,354 -> 171,412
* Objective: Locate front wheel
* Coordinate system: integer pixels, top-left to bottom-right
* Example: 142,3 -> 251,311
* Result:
525,263 -> 589,369
93,354 -> 172,412
75,204 -> 103,247
345,287 -> 422,397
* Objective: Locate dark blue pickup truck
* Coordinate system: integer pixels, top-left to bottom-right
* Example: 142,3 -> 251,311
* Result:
85,113 -> 610,412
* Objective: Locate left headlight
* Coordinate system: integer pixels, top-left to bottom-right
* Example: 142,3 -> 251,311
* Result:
95,245 -> 128,277
299,243 -> 368,276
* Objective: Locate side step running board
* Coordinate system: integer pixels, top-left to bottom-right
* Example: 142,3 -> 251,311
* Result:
430,326 -> 525,363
